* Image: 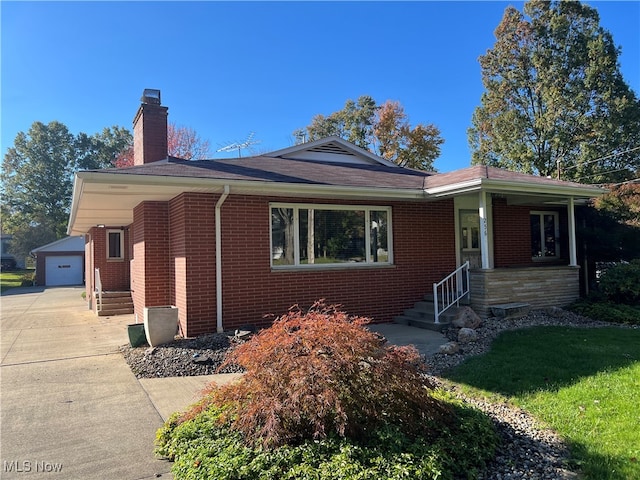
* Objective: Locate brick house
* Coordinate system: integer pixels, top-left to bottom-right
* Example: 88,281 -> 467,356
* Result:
67,90 -> 604,337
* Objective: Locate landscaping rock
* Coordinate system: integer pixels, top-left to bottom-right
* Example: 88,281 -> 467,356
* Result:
458,327 -> 479,343
451,306 -> 482,329
120,332 -> 245,378
439,341 -> 460,355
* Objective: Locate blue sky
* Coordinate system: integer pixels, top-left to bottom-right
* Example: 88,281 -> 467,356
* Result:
2,1 -> 639,172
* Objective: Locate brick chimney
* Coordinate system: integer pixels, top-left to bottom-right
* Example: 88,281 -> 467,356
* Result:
133,89 -> 168,165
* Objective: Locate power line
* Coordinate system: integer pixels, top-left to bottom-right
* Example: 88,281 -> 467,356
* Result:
562,145 -> 640,172
591,177 -> 640,187
574,166 -> 633,182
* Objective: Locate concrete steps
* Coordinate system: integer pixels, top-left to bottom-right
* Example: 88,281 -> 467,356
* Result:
393,294 -> 467,332
98,291 -> 134,316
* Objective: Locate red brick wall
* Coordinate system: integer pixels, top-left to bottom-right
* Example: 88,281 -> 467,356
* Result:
206,195 -> 457,336
492,198 -> 533,267
89,227 -> 131,291
169,193 -> 217,336
125,193 -> 456,337
131,202 -> 171,321
85,227 -> 131,312
492,197 -> 566,267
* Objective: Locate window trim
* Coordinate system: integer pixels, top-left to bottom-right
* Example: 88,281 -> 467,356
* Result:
106,229 -> 124,260
269,203 -> 394,269
530,211 -> 560,261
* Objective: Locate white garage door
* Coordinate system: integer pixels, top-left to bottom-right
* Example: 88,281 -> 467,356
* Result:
45,255 -> 83,286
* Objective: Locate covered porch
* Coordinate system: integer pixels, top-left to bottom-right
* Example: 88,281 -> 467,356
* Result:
424,168 -> 604,319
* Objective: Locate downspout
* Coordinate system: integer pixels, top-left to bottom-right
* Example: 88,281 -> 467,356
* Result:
215,185 -> 230,333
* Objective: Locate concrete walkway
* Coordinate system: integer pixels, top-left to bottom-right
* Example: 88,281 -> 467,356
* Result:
1,287 -> 172,479
1,287 -> 448,478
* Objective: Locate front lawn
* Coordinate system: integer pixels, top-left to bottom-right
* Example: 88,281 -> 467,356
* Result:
445,326 -> 640,480
0,269 -> 34,293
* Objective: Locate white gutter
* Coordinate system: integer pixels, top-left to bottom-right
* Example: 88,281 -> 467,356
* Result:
215,185 -> 230,333
72,170 -> 426,200
426,178 -> 606,198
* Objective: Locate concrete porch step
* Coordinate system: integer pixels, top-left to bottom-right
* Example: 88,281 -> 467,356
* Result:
98,307 -> 134,316
394,300 -> 460,332
393,315 -> 451,332
98,291 -> 134,316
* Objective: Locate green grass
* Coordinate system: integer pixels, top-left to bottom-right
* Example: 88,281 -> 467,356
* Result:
0,269 -> 34,293
445,326 -> 640,480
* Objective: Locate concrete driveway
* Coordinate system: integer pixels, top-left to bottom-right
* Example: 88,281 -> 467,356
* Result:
1,286 -> 173,479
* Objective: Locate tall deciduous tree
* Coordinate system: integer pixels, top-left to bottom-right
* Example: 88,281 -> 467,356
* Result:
593,183 -> 640,227
114,122 -> 211,167
374,101 -> 444,170
1,121 -> 131,260
300,96 -> 443,171
468,0 -> 640,182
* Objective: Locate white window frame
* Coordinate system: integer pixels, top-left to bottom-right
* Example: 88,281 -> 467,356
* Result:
107,229 -> 124,260
269,203 -> 393,269
530,211 -> 560,260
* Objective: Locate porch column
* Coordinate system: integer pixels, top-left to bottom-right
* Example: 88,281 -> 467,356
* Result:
568,197 -> 578,267
479,190 -> 491,269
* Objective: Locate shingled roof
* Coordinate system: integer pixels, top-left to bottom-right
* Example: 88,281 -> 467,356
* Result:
68,137 -> 606,235
101,155 -> 432,190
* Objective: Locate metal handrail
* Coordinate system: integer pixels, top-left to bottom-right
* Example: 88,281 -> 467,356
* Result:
433,261 -> 470,324
94,268 -> 103,312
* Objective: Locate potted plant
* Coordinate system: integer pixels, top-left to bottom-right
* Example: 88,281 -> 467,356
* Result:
127,320 -> 147,348
144,306 -> 179,346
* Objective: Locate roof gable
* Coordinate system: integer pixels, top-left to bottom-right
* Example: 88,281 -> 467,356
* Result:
31,236 -> 85,254
265,136 -> 398,167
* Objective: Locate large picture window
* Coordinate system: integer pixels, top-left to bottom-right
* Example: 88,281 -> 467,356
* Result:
270,204 -> 392,268
530,211 -> 559,259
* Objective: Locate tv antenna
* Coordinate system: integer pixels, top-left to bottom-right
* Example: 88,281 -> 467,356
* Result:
216,132 -> 261,158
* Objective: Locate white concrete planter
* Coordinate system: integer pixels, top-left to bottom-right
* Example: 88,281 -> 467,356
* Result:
144,306 -> 178,347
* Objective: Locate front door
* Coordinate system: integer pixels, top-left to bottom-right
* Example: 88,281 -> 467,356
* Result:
460,210 -> 481,269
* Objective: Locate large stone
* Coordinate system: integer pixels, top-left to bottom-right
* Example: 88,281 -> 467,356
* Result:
490,303 -> 531,320
458,327 -> 479,344
439,341 -> 460,355
451,306 -> 482,329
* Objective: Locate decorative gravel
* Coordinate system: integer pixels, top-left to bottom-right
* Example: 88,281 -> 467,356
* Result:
120,332 -> 246,378
120,309 -> 634,479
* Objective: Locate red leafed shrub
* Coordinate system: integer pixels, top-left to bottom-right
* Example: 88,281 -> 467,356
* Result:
186,301 -> 450,448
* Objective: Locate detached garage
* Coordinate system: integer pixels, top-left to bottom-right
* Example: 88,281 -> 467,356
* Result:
31,236 -> 85,286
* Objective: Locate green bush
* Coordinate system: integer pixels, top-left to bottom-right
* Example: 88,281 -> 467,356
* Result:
156,392 -> 498,480
183,301 -> 451,448
598,259 -> 640,305
20,271 -> 35,287
155,302 -> 499,479
569,299 -> 640,325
